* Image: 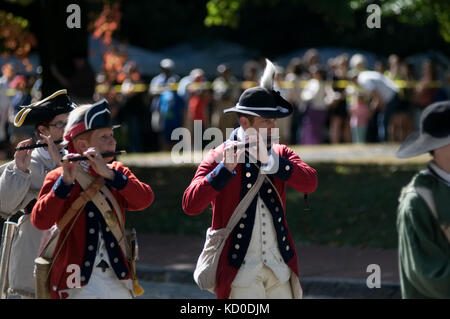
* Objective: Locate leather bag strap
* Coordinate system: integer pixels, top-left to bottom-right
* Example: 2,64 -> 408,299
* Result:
75,167 -> 130,259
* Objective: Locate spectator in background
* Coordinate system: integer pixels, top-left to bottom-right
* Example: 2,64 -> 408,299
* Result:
300,65 -> 331,144
399,61 -> 417,106
186,69 -> 211,148
149,58 -> 180,135
413,60 -> 448,129
159,84 -> 186,151
212,64 -> 240,137
385,54 -> 401,81
374,60 -> 387,75
387,58 -> 415,142
177,68 -> 204,148
31,66 -> 43,102
303,49 -> 320,69
0,63 -> 15,159
178,68 -> 203,105
414,60 -> 439,110
242,60 -> 261,90
149,58 -> 180,96
348,61 -> 399,142
9,75 -> 33,146
9,75 -> 31,117
349,91 -> 370,143
328,54 -> 351,144
273,64 -> 292,144
285,57 -> 306,145
120,61 -> 148,152
349,54 -> 367,73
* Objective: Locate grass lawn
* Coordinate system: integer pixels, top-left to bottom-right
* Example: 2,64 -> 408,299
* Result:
125,162 -> 425,249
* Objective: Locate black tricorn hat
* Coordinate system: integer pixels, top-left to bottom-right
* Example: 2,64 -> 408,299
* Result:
396,100 -> 450,158
14,89 -> 74,127
64,99 -> 119,141
63,99 -> 120,153
223,59 -> 293,118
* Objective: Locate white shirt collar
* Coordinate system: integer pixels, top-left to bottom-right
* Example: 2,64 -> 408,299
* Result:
236,126 -> 245,142
429,161 -> 450,184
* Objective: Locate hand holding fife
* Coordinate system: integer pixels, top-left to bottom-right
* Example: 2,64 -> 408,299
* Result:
14,138 -> 33,172
39,133 -> 62,165
222,141 -> 246,173
61,153 -> 79,185
83,147 -> 115,180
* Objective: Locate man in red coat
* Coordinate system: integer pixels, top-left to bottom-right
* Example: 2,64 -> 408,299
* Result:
31,99 -> 154,299
183,60 -> 318,299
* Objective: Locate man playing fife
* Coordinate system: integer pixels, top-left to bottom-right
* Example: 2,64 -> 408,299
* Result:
31,99 -> 154,299
183,59 -> 318,299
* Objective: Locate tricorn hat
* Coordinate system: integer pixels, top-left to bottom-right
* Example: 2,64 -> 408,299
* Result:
14,89 -> 74,127
64,99 -> 118,142
223,59 -> 293,119
396,100 -> 450,158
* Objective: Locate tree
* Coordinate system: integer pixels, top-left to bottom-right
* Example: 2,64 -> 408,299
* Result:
0,0 -> 121,96
0,9 -> 37,60
205,0 -> 450,43
205,0 -> 358,28
350,0 -> 450,42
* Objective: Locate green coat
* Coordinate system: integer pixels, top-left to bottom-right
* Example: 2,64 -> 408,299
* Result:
397,169 -> 450,299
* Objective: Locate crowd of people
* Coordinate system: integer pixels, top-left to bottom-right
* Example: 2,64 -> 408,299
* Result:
1,48 -> 449,157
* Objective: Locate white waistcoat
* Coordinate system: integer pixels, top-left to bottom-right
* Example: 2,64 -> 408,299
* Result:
232,195 -> 291,287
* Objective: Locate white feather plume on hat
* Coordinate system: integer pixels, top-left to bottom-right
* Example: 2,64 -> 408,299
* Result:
222,58 -> 293,118
260,59 -> 276,91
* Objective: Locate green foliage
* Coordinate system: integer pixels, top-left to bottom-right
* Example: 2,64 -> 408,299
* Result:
0,9 -> 36,57
205,0 -> 356,28
205,0 -> 242,28
0,10 -> 29,28
350,0 -> 450,41
285,163 -> 421,248
3,0 -> 35,6
206,0 -> 450,42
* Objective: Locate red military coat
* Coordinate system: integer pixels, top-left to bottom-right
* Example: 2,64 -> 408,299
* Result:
31,161 -> 154,299
182,143 -> 318,298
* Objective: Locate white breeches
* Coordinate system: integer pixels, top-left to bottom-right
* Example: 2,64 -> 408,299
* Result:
63,266 -> 132,299
230,265 -> 293,299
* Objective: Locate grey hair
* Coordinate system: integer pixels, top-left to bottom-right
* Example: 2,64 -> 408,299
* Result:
260,58 -> 276,91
